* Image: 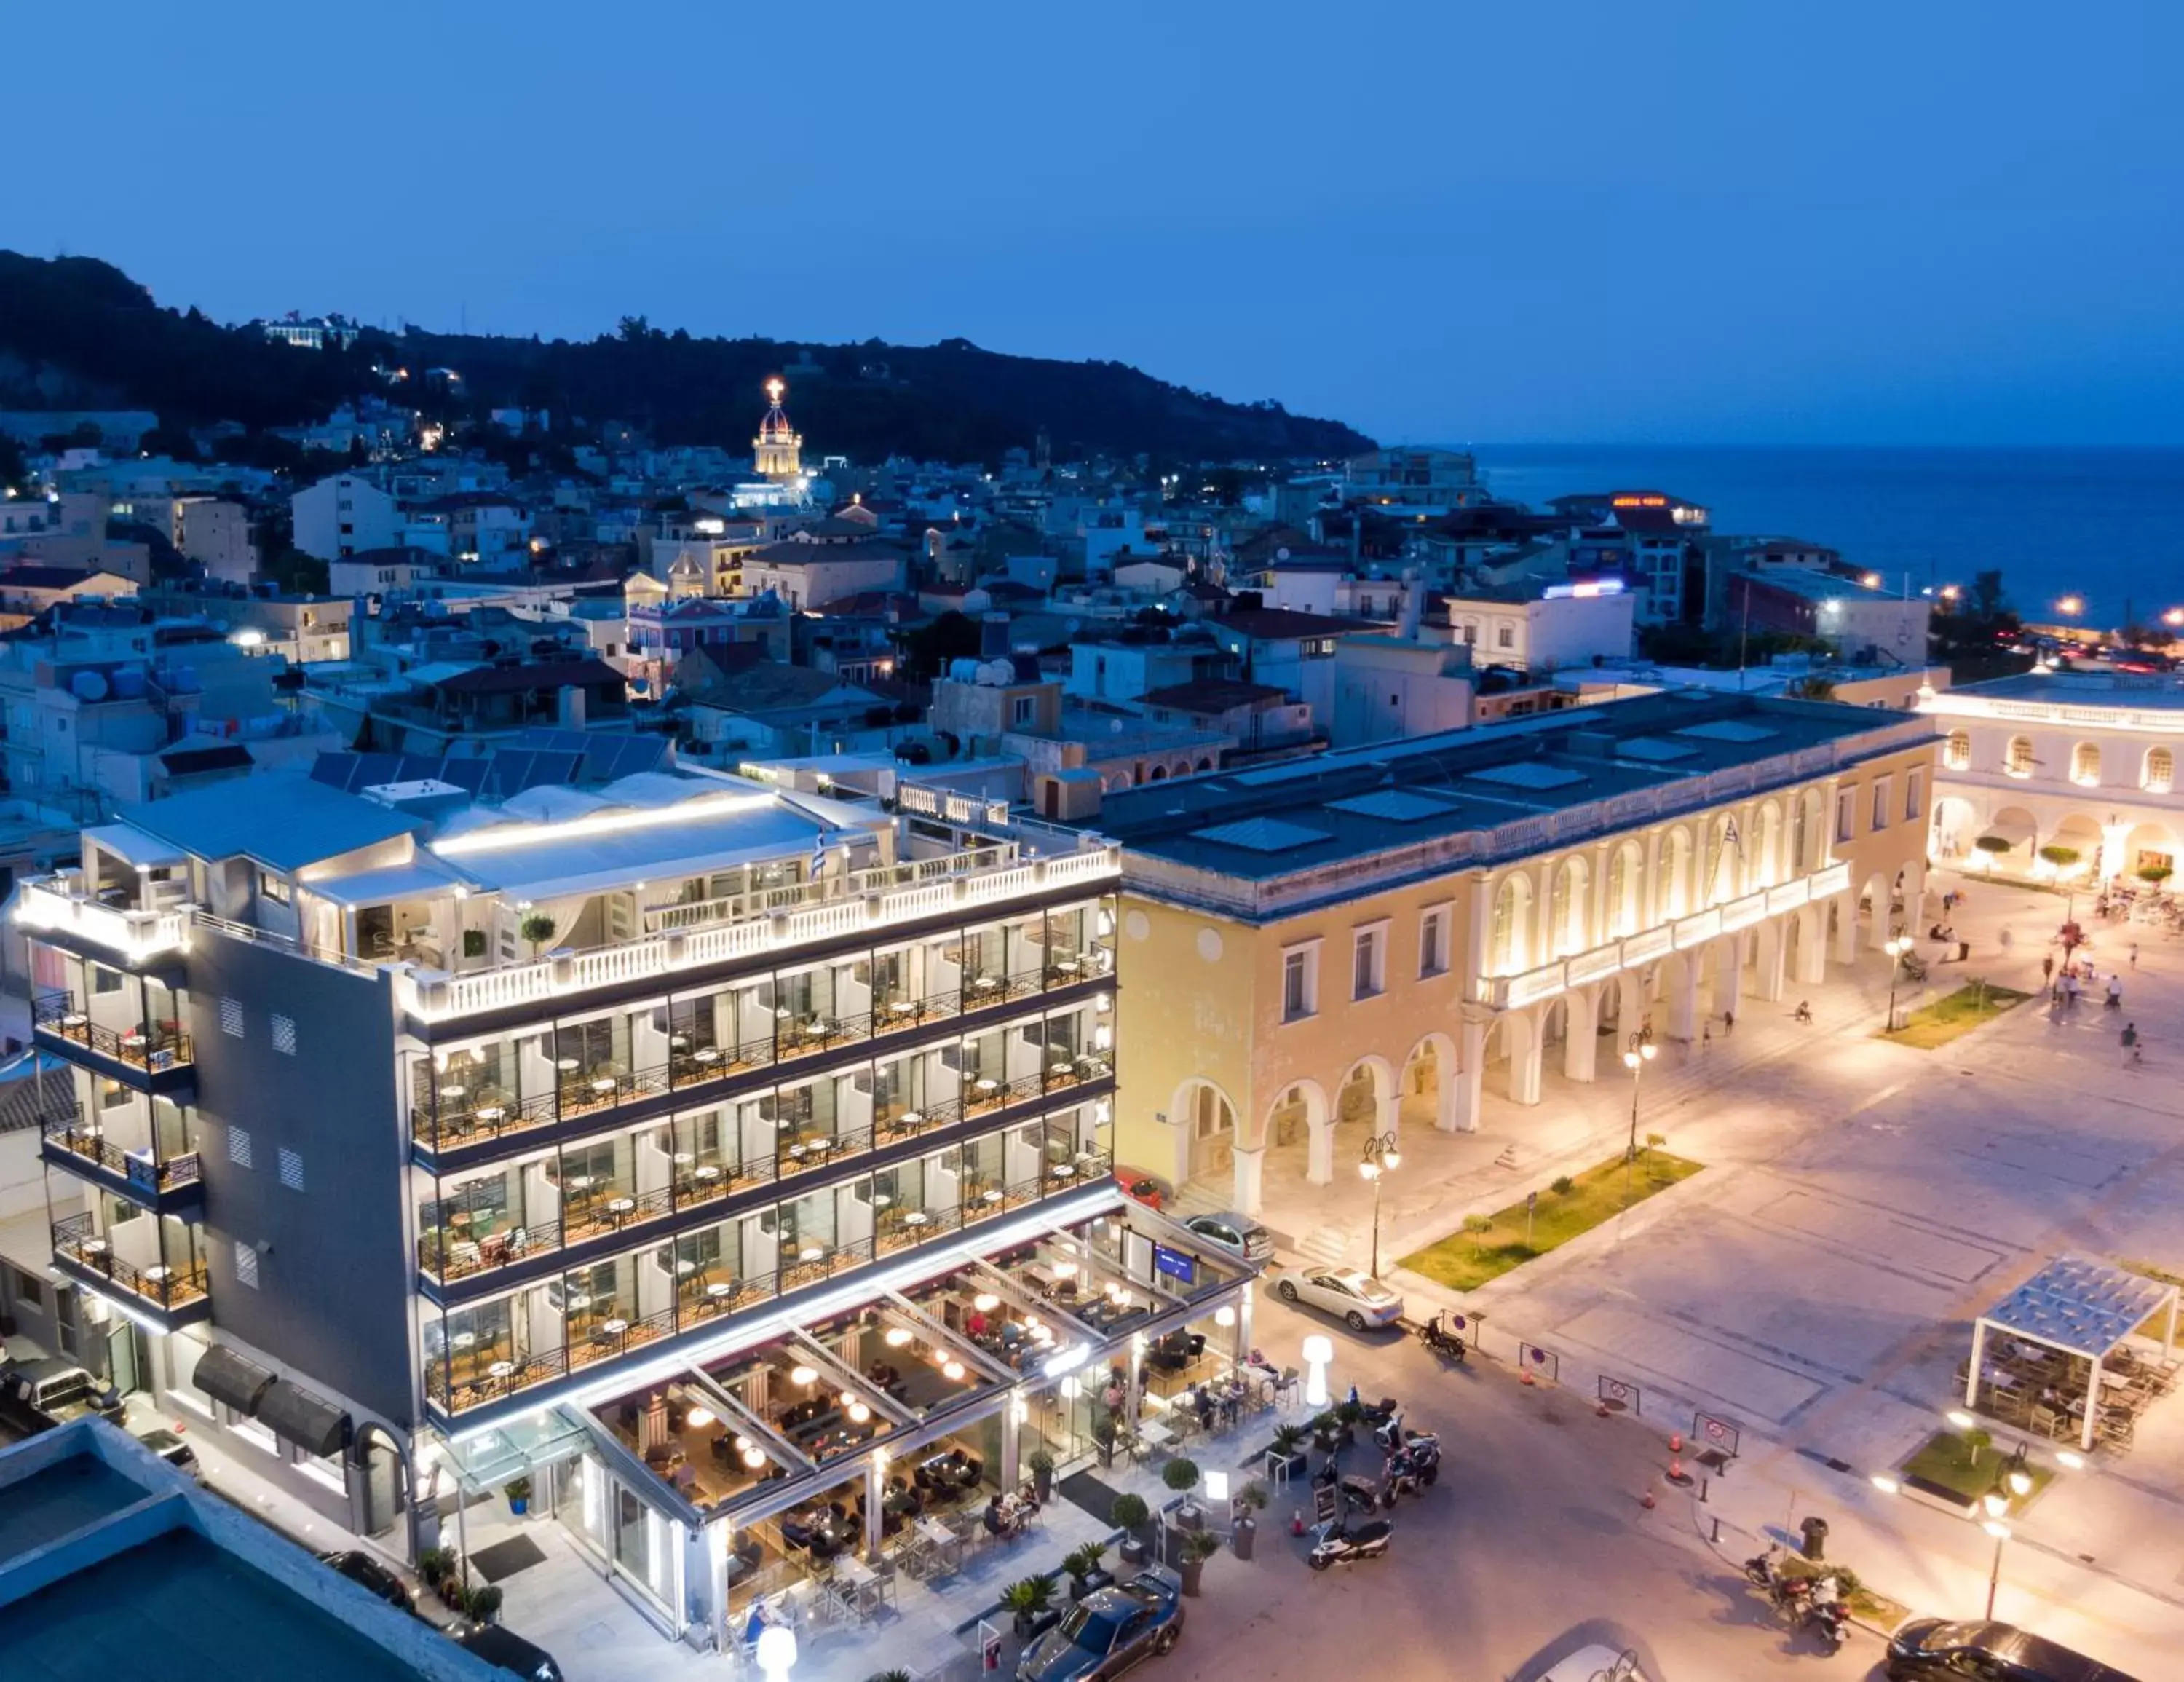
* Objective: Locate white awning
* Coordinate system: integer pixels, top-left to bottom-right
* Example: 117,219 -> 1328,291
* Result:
305,858 -> 472,908
1980,812 -> 2036,848
81,824 -> 186,871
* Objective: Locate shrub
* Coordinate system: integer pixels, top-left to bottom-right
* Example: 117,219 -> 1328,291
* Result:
1973,835 -> 2013,856
1162,1456 -> 1200,1493
1027,1449 -> 1056,1474
869,1670 -> 916,1682
1463,1213 -> 1493,1235
1551,1174 -> 1575,1196
2140,864 -> 2173,884
2038,845 -> 2081,869
1109,1493 -> 1150,1530
1063,1542 -> 1108,1579
1180,1528 -> 1222,1562
464,1584 -> 503,1622
1963,1426 -> 1993,1465
1001,1576 -> 1052,1614
1270,1424 -> 1307,1455
1234,1481 -> 1269,1511
461,929 -> 486,958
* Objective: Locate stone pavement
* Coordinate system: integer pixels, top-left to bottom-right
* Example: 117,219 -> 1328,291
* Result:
1361,867 -> 2184,1675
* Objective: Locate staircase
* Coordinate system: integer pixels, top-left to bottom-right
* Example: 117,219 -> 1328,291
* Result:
1166,1180 -> 1230,1219
1295,1226 -> 1351,1268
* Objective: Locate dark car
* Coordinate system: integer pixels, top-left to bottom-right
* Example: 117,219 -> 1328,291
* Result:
317,1548 -> 416,1614
454,1623 -> 565,1682
1016,1568 -> 1183,1682
1887,1618 -> 2139,1682
0,1357 -> 124,1434
133,1426 -> 200,1477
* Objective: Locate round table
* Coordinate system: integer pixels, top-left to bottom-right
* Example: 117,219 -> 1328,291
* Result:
474,1105 -> 506,1126
590,1077 -> 617,1097
487,1360 -> 515,1380
602,1317 -> 629,1338
706,1281 -> 732,1299
439,1083 -> 467,1102
695,1165 -> 723,1183
555,1057 -> 580,1073
982,1189 -> 1004,1204
974,1078 -> 1000,1095
799,1247 -> 823,1262
672,1150 -> 695,1166
81,1238 -> 108,1256
899,1110 -> 923,1129
1049,1164 -> 1077,1180
451,1331 -> 477,1350
606,1196 -> 636,1222
903,1212 -> 932,1229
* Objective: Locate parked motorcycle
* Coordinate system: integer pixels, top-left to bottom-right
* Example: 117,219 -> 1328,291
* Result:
1373,1419 -> 1441,1484
1307,1516 -> 1393,1570
1803,1577 -> 1849,1654
1419,1311 -> 1468,1363
1379,1450 -> 1426,1508
1743,1545 -> 1815,1618
1311,1458 -> 1382,1516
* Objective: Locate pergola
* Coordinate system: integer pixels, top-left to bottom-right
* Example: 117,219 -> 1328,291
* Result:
1966,1254 -> 2180,1453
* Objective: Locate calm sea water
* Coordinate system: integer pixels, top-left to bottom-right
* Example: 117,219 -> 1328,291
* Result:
1464,445 -> 2184,631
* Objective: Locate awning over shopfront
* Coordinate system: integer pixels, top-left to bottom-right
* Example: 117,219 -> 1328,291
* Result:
258,1378 -> 350,1458
194,1342 -> 276,1416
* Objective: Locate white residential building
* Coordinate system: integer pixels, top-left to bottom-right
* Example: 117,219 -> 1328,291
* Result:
292,474 -> 403,563
1443,580 -> 1638,671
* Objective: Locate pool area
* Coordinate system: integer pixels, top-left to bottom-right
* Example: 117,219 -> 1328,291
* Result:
0,1456 -> 143,1560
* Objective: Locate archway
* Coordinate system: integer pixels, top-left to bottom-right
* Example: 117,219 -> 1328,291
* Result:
1973,805 -> 2038,878
1488,872 -> 1534,974
1754,800 -> 1784,888
1661,826 -> 1695,919
1173,1078 -> 1237,1188
2046,813 -> 2103,889
1489,1008 -> 1542,1104
1556,985 -> 1599,1081
1859,872 -> 1892,952
355,1423 -> 411,1545
1929,796 -> 1977,865
1266,1080 -> 1330,1188
1334,1055 -> 1397,1137
2122,821 -> 2182,885
1400,1034 -> 1455,1131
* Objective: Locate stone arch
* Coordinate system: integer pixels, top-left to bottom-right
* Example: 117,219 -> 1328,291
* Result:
1150,765 -> 1168,783
1598,966 -> 1645,1034
1657,947 -> 1697,1040
1943,729 -> 1971,770
1557,984 -> 1599,1081
2046,813 -> 2103,884
1755,799 -> 1784,889
1400,1033 -> 1456,1131
1605,839 -> 1642,937
1858,870 -> 1892,954
1195,757 -> 1214,775
1549,855 -> 1591,957
1930,795 -> 1977,864
2142,745 -> 2175,794
2069,741 -> 2102,788
1334,1054 -> 1398,1136
1265,1078 -> 1334,1186
1660,825 -> 1695,919
1171,1077 -> 1238,1189
2122,821 -> 2183,883
1489,871 -> 1534,973
1704,811 -> 1744,905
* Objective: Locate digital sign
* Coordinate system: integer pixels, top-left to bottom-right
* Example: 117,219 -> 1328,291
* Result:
1152,1244 -> 1197,1287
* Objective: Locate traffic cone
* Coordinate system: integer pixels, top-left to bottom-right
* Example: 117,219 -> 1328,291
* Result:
1596,1398 -> 1611,1418
1669,1431 -> 1684,1453
1641,1483 -> 1657,1510
1669,1456 -> 1686,1483
1521,1367 -> 1536,1386
1291,1509 -> 1305,1536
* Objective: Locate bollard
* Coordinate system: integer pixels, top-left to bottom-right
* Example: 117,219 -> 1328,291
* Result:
1596,1398 -> 1610,1418
1709,1516 -> 1720,1544
1699,1476 -> 1710,1504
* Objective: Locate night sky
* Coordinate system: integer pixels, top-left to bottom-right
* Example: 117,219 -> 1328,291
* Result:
13,0 -> 2180,446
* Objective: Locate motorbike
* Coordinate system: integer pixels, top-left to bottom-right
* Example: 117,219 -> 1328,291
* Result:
1419,1312 -> 1468,1363
1307,1515 -> 1393,1570
1311,1457 -> 1382,1516
1345,1386 -> 1401,1430
1373,1419 -> 1441,1483
1803,1579 -> 1849,1654
1743,1546 -> 1815,1618
1379,1450 -> 1426,1508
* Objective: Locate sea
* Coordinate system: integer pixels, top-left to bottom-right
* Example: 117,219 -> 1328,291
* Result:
1461,445 -> 2184,632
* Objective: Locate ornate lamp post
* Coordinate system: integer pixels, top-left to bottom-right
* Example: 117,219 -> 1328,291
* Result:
1358,1132 -> 1400,1279
1621,1029 -> 1656,1203
1883,930 -> 1913,1033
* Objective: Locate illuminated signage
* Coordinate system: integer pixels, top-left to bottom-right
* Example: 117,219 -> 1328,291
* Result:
1543,578 -> 1626,600
1041,1342 -> 1091,1378
1611,494 -> 1668,508
1152,1244 -> 1198,1286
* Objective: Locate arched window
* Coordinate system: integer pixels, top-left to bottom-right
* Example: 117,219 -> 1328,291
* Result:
1755,802 -> 1783,888
1791,794 -> 1811,875
1549,858 -> 1589,957
2070,742 -> 2101,786
1944,730 -> 1971,770
1705,813 -> 1742,904
1606,841 -> 1641,937
1489,874 -> 1532,974
2005,736 -> 2035,778
1661,828 -> 1693,919
2145,746 -> 2175,794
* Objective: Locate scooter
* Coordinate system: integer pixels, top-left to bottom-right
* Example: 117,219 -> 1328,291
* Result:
1307,1515 -> 1393,1570
1803,1578 -> 1850,1654
1345,1386 -> 1401,1430
1311,1457 -> 1382,1516
1743,1545 -> 1814,1618
1373,1418 -> 1441,1483
1379,1450 -> 1426,1508
1419,1311 -> 1468,1363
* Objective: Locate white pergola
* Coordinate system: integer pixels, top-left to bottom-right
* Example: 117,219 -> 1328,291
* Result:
1967,1254 -> 2180,1453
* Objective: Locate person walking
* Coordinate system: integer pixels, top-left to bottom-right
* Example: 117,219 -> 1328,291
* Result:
2001,925 -> 2014,950
1702,1020 -> 1712,1051
2130,940 -> 2140,968
1722,1008 -> 1736,1036
2042,953 -> 2055,984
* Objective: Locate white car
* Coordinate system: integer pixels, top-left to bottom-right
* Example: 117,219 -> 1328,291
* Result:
1268,1266 -> 1404,1330
1530,1647 -> 1650,1682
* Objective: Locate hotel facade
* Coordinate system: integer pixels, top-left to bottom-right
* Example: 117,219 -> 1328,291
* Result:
1099,692 -> 1936,1215
17,743 -> 1256,1643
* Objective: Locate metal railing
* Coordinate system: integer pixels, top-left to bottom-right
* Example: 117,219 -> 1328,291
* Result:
53,1212 -> 208,1311
41,1112 -> 201,1194
34,991 -> 196,1071
16,878 -> 191,962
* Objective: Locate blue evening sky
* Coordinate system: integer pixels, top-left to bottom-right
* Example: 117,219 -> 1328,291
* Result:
12,1 -> 2180,447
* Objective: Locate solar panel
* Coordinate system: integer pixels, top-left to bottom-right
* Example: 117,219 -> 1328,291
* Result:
1616,737 -> 1698,763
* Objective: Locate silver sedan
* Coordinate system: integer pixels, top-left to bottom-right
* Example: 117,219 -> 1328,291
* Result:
1268,1266 -> 1404,1330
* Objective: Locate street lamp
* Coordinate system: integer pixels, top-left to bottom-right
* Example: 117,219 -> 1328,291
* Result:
1981,1490 -> 2011,1619
1621,1029 -> 1657,1204
1358,1132 -> 1400,1279
1883,930 -> 1913,1033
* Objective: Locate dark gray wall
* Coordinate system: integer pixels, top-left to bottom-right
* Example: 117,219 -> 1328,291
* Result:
187,936 -> 415,1426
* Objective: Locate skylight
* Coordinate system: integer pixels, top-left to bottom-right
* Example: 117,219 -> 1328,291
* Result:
1324,789 -> 1453,824
1674,719 -> 1779,743
1464,762 -> 1586,790
1188,817 -> 1334,854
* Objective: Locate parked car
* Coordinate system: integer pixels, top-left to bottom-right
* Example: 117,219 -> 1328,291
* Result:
1113,1167 -> 1168,1211
453,1623 -> 564,1682
1181,1212 -> 1272,1264
1016,1568 -> 1184,1682
1887,1619 -> 2137,1681
1530,1646 -> 1651,1682
0,1357 -> 125,1434
318,1548 -> 416,1614
133,1426 -> 200,1477
1268,1266 -> 1404,1331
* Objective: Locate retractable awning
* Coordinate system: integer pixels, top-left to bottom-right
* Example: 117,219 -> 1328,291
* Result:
194,1343 -> 275,1416
258,1378 -> 349,1458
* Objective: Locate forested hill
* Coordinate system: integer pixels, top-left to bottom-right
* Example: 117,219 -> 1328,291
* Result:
0,253 -> 1374,465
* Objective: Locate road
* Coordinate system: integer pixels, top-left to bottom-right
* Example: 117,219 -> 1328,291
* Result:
1171,1294 -> 1886,1682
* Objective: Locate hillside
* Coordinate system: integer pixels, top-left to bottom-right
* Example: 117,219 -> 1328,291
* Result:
0,253 -> 1374,465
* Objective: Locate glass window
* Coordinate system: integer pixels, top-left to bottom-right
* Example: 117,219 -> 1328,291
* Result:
1835,791 -> 1856,842
2145,746 -> 2174,793
2071,742 -> 2101,786
1944,730 -> 1971,770
1418,907 -> 1449,977
2006,736 -> 2034,776
1351,928 -> 1384,1000
1282,949 -> 1315,1022
1906,768 -> 1925,821
1871,777 -> 1891,830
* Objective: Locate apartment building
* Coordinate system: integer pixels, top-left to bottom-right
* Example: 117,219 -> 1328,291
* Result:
12,746 -> 1250,1643
1096,692 -> 1934,1214
1923,668 -> 2184,886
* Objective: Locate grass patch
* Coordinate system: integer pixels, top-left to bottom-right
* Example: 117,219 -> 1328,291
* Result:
1900,1430 -> 2052,1509
1774,1555 -> 1908,1630
1397,1151 -> 1704,1291
1880,981 -> 2030,1049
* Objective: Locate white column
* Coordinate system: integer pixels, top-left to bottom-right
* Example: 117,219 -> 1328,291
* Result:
863,1458 -> 885,1563
1793,903 -> 1829,985
1718,933 -> 1746,1011
1450,1014 -> 1488,1133
1000,1394 -> 1023,1498
1965,1319 -> 1987,1407
1305,1118 -> 1332,1186
1508,1008 -> 1543,1106
1432,1041 -> 1457,1132
1831,887 -> 1860,963
1374,1091 -> 1399,1143
1642,827 -> 1664,929
1231,1145 -> 1265,1216
1562,995 -> 1597,1083
2081,1354 -> 2102,1454
1667,956 -> 1701,1041
1753,917 -> 1788,1002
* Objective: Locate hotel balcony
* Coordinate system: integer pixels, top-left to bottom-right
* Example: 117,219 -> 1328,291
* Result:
40,1106 -> 205,1216
29,966 -> 196,1098
52,1208 -> 211,1330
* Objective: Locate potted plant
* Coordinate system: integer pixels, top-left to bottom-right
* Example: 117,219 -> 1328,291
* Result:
1334,1399 -> 1364,1448
504,1475 -> 533,1518
414,1545 -> 448,1593
1001,1575 -> 1053,1639
1268,1424 -> 1309,1482
1309,1410 -> 1341,1454
462,929 -> 487,960
1027,1448 -> 1056,1506
464,1584 -> 504,1624
869,1671 -> 915,1682
1163,1456 -> 1203,1529
1176,1528 -> 1221,1596
1091,1412 -> 1118,1469
519,912 -> 558,957
1230,1481 -> 1266,1561
1110,1492 -> 1152,1563
1063,1541 -> 1109,1600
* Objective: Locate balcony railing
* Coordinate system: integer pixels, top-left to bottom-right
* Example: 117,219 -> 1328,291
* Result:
409,972 -> 1115,1153
52,1212 -> 208,1312
41,1112 -> 202,1194
33,991 -> 195,1072
423,1158 -> 1112,1415
16,879 -> 191,963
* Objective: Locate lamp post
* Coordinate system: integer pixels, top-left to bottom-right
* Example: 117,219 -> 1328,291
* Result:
1621,1029 -> 1656,1204
1883,930 -> 1913,1033
1980,1488 -> 2011,1619
1358,1131 -> 1400,1280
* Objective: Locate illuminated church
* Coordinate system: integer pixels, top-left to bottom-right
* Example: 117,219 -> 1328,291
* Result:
732,377 -> 815,510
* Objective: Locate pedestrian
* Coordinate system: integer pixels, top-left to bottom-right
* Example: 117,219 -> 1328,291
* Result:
1722,1009 -> 1736,1035
2122,1022 -> 2138,1049
2001,925 -> 2014,950
2042,953 -> 2055,984
2130,941 -> 2139,968
1702,1020 -> 1712,1051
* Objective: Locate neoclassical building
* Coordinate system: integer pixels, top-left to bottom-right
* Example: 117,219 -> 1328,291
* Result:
1100,692 -> 1934,1215
1923,669 -> 2184,888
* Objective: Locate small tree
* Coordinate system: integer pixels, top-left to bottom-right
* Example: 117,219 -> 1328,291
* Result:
2138,864 -> 2173,885
1551,1174 -> 1575,1196
519,912 -> 558,955
1974,835 -> 2014,858
1109,1492 -> 1150,1532
1163,1456 -> 1201,1496
1963,1425 -> 1993,1466
2038,845 -> 2081,872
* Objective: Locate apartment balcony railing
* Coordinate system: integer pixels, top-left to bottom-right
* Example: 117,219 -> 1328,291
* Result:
52,1211 -> 209,1314
424,1156 -> 1113,1416
40,1112 -> 202,1196
15,879 -> 191,965
33,991 -> 195,1072
400,843 -> 1120,1024
409,972 -> 1115,1153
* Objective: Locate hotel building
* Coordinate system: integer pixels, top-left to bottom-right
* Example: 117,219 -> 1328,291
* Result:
15,744 -> 1256,1641
1099,692 -> 1934,1213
